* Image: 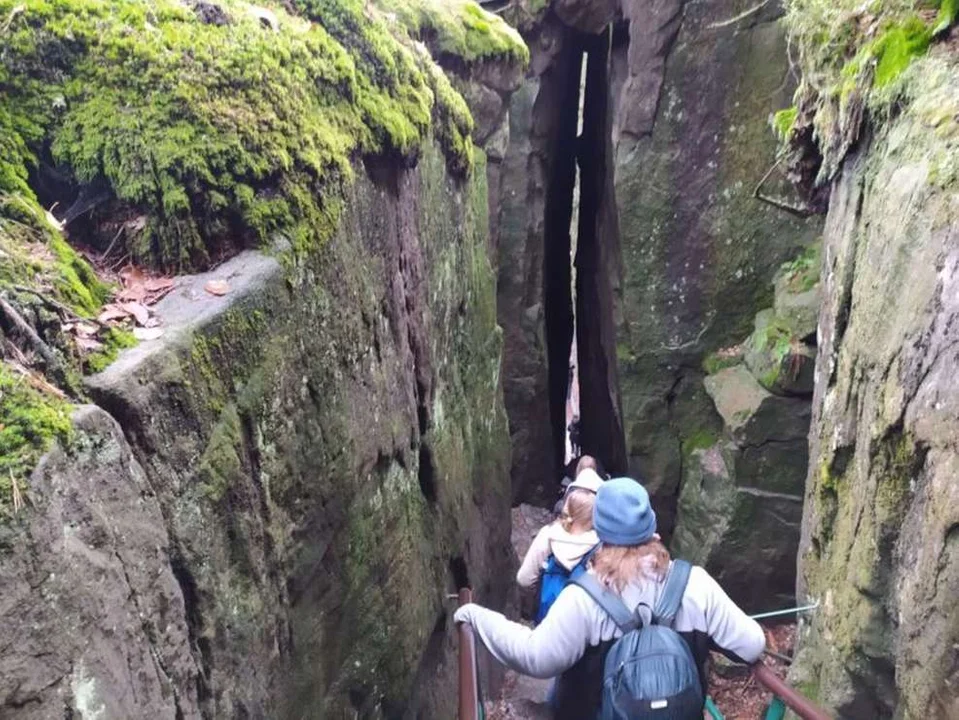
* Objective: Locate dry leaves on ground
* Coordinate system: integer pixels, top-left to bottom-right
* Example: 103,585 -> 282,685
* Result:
204,279 -> 231,296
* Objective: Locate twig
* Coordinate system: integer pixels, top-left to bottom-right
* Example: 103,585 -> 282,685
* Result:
0,296 -> 63,374
764,649 -> 793,665
706,0 -> 771,29
10,470 -> 23,514
100,225 -> 125,262
753,157 -> 816,218
8,360 -> 67,399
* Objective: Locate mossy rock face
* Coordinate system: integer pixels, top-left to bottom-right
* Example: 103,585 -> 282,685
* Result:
16,145 -> 512,718
744,308 -> 816,395
0,0 -> 526,271
612,0 -> 821,506
703,364 -> 811,446
671,440 -> 803,613
791,56 -> 959,718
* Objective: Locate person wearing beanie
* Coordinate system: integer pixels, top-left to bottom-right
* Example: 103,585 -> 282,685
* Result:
455,477 -> 765,720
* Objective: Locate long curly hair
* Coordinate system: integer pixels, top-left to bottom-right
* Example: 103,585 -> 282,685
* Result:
591,540 -> 671,592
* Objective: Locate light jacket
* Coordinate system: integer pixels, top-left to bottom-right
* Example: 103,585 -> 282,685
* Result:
456,562 -> 765,681
515,523 -> 600,588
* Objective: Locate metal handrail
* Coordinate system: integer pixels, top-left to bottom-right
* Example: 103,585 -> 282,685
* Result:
753,664 -> 832,720
456,588 -> 481,720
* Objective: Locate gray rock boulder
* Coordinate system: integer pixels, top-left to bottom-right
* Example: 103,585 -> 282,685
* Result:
703,364 -> 811,446
0,406 -> 200,719
744,308 -> 816,396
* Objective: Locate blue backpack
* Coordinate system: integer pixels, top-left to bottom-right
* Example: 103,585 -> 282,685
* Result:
536,549 -> 596,624
573,560 -> 703,720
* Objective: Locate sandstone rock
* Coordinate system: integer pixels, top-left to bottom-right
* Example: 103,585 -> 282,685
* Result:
773,273 -> 820,340
671,442 -> 802,612
459,80 -> 506,145
612,0 -> 821,512
703,365 -> 811,447
72,146 -> 513,718
791,58 -> 959,718
0,406 -> 200,719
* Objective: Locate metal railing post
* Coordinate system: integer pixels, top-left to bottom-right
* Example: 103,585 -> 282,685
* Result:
752,664 -> 832,720
457,588 -> 480,720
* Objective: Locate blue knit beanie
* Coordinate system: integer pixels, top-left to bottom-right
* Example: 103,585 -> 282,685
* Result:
593,477 -> 657,546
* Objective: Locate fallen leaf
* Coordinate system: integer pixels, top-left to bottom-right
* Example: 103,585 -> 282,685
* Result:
204,279 -> 231,296
133,327 -> 164,341
119,301 -> 150,326
144,277 -> 174,292
97,304 -> 130,324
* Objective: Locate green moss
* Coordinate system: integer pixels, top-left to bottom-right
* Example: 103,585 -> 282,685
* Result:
197,403 -> 245,502
0,364 -> 73,512
772,106 -> 798,139
0,194 -> 108,318
703,349 -> 743,375
0,0 -> 522,270
681,429 -> 719,457
85,328 -> 137,374
933,0 -> 957,34
779,242 -> 821,292
867,16 -> 932,88
375,0 -> 529,66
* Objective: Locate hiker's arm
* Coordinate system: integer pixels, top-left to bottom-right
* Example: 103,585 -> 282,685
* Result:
698,568 -> 766,663
516,526 -> 551,588
454,590 -> 589,678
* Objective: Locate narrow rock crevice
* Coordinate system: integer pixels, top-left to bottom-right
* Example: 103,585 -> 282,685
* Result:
542,40 -> 583,485
575,27 -> 628,476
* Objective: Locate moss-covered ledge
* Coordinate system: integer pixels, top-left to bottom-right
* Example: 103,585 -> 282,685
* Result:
0,0 -> 526,270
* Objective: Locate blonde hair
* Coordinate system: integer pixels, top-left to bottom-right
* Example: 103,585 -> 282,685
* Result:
575,455 -> 598,476
591,540 -> 670,592
560,488 -> 595,534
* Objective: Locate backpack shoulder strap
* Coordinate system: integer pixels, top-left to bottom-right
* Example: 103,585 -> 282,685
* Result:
572,573 -> 641,633
652,559 -> 692,626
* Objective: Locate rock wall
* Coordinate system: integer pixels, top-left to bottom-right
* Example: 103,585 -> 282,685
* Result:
672,248 -> 819,611
495,16 -> 578,502
790,55 -> 959,719
0,146 -> 513,718
611,0 -> 820,529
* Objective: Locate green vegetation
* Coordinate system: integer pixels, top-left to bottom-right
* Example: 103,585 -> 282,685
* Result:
779,0 -> 957,176
681,429 -> 719,457
702,349 -> 743,375
0,0 -> 526,271
779,242 -> 821,293
0,366 -> 72,510
375,0 -> 529,66
85,328 -> 137,374
772,106 -> 798,139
